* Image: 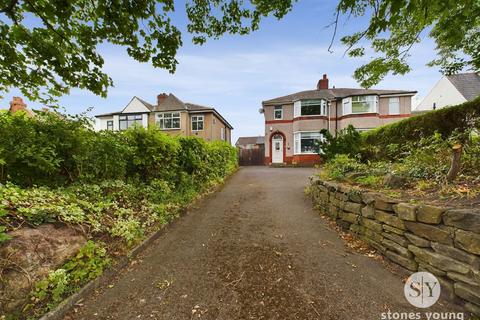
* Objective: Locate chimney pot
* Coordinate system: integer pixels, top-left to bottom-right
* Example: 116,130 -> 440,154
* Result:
9,97 -> 27,113
157,93 -> 168,106
317,74 -> 329,90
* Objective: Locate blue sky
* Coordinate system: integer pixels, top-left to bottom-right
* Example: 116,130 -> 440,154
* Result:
1,0 -> 442,143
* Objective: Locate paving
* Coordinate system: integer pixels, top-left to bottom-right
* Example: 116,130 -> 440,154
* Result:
65,167 -> 464,320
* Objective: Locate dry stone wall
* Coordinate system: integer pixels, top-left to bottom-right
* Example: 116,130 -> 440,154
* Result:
309,177 -> 480,316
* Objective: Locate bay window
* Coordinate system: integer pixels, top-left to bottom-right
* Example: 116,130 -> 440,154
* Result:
294,132 -> 323,154
350,95 -> 378,114
191,115 -> 204,131
294,99 -> 327,117
157,112 -> 181,129
119,114 -> 142,130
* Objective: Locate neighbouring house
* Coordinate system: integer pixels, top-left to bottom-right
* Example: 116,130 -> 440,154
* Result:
2,97 -> 34,116
261,74 -> 416,165
415,72 -> 480,112
235,136 -> 265,149
95,93 -> 233,143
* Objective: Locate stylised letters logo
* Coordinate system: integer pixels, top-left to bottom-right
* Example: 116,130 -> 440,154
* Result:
404,271 -> 441,308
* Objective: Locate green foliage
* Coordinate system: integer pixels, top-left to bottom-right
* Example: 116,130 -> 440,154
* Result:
63,241 -> 111,287
29,269 -> 70,309
323,154 -> 367,180
362,98 -> 480,157
337,0 -> 480,87
318,125 -> 362,161
354,175 -> 383,187
0,0 -> 294,104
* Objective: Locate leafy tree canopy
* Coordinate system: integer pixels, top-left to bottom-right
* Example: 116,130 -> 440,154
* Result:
0,0 -> 478,104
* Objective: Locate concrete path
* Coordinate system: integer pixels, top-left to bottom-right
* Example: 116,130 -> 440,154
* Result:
66,167 -> 463,320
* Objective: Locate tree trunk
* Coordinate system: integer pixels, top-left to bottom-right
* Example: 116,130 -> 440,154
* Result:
446,144 -> 462,183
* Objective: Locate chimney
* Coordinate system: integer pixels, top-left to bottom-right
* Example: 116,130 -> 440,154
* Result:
157,93 -> 168,106
9,97 -> 27,113
317,74 -> 329,90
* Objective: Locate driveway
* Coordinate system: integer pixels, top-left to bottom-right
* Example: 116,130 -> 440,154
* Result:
65,167 -> 462,320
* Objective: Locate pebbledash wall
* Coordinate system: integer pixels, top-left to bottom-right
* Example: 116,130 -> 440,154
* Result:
309,177 -> 480,316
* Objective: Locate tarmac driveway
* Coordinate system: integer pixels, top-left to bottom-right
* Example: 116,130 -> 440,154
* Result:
65,167 -> 463,320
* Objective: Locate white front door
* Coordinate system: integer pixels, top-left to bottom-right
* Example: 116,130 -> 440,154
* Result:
272,135 -> 284,164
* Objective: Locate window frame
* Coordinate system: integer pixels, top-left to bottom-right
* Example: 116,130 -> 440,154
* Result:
119,114 -> 143,131
349,95 -> 378,114
191,114 -> 204,131
106,120 -> 114,131
293,131 -> 324,155
388,97 -> 400,115
221,127 -> 226,140
274,106 -> 283,120
156,112 -> 181,130
294,99 -> 327,118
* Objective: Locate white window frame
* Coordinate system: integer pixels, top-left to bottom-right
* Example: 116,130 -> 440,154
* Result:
389,97 -> 400,115
106,120 -> 114,131
191,115 -> 204,131
221,127 -> 225,140
274,106 -> 283,119
119,114 -> 143,130
156,112 -> 181,130
293,99 -> 327,118
347,95 -> 378,115
293,131 -> 324,155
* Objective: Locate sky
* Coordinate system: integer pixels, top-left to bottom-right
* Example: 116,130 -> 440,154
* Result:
1,0 -> 443,143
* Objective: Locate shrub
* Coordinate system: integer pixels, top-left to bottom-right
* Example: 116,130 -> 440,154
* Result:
318,125 -> 363,161
323,154 -> 367,180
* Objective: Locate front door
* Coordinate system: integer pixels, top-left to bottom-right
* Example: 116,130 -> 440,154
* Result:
272,135 -> 284,164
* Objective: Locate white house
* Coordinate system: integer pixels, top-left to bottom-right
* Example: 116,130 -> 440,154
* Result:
415,73 -> 480,112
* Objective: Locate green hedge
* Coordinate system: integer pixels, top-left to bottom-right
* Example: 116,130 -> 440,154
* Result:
362,97 -> 480,149
0,111 -> 237,187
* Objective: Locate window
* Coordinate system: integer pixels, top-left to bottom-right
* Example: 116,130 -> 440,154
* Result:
389,97 -> 400,114
294,132 -> 323,154
119,114 -> 142,130
221,127 -> 225,140
157,112 -> 180,129
294,99 -> 327,117
274,106 -> 283,119
106,120 -> 113,131
350,95 -> 378,114
191,115 -> 204,131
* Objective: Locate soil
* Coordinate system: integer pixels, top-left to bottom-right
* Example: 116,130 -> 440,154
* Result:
65,167 -> 465,320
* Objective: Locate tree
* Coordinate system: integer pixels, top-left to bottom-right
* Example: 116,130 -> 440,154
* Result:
0,0 -> 294,104
1,0 -> 479,105
334,0 -> 480,87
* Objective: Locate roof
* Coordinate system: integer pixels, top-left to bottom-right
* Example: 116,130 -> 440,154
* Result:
446,73 -> 480,101
95,94 -> 233,129
235,136 -> 265,146
262,88 -> 417,105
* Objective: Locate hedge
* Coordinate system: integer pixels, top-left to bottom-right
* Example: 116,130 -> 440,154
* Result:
0,110 -> 237,187
362,97 -> 480,148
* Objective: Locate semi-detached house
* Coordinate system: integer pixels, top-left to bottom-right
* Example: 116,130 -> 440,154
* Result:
261,75 -> 416,165
95,93 -> 233,143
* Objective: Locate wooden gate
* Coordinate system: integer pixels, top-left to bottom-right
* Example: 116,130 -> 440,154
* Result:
238,147 -> 265,166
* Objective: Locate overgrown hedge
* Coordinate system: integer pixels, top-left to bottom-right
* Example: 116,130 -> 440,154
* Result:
0,110 -> 237,187
362,97 -> 480,148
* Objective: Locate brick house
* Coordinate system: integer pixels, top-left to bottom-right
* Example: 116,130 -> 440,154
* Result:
261,75 -> 416,165
95,93 -> 233,143
3,97 -> 34,116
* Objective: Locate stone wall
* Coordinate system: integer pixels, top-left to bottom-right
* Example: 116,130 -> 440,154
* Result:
309,177 -> 480,316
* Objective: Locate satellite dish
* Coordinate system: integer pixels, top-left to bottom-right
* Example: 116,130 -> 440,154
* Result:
258,107 -> 264,114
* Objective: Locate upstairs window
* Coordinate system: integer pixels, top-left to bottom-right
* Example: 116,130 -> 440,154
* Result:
221,127 -> 226,140
119,114 -> 142,130
106,120 -> 113,131
350,95 -> 378,114
294,99 -> 327,117
389,97 -> 400,114
191,115 -> 204,131
157,112 -> 180,129
274,106 -> 283,119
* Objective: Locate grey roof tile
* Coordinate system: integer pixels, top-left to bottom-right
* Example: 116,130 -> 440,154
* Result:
446,73 -> 480,101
